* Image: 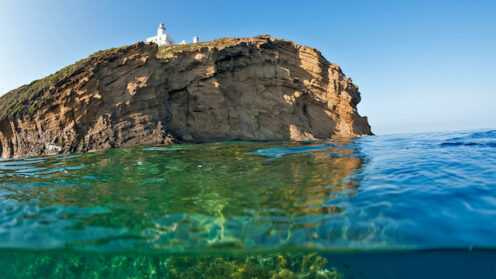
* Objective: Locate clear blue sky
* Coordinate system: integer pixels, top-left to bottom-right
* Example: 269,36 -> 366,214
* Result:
0,0 -> 495,134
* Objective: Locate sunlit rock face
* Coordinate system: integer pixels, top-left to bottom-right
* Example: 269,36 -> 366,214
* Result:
0,35 -> 372,158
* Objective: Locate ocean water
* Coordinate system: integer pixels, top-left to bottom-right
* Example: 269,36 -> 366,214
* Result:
0,129 -> 495,278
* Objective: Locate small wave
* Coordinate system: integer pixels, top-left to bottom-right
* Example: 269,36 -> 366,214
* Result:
439,129 -> 496,148
445,129 -> 496,142
440,142 -> 496,148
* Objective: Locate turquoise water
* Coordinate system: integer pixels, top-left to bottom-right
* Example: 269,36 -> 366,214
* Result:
0,129 -> 495,278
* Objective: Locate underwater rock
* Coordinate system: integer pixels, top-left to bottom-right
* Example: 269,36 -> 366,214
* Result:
0,252 -> 343,279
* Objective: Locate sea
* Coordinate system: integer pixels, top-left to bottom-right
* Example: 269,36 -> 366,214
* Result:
0,129 -> 495,278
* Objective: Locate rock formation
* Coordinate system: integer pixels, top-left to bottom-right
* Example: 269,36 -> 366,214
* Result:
0,35 -> 372,158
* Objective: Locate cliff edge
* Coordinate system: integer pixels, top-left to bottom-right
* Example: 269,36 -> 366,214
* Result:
0,35 -> 372,158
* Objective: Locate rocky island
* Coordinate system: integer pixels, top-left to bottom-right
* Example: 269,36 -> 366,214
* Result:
0,35 -> 371,158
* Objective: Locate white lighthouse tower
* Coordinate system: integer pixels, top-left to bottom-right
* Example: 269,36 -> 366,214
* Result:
146,22 -> 175,46
158,22 -> 166,35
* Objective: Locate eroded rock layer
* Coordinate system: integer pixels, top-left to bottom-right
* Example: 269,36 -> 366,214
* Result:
0,35 -> 372,158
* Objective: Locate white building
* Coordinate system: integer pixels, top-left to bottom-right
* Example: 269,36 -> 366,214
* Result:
146,22 -> 175,46
146,22 -> 199,46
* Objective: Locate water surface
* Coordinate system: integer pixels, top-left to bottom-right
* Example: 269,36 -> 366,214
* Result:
1,129 -> 495,277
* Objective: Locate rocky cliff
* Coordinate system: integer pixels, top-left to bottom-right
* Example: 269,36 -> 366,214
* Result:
0,35 -> 372,158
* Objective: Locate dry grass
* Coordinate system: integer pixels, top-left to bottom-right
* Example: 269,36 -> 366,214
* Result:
156,37 -> 247,57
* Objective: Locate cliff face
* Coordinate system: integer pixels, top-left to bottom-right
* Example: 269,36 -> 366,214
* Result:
0,35 -> 372,158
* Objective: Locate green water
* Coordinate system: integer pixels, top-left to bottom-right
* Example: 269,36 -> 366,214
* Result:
3,130 -> 496,278
1,141 -> 362,252
1,140 -> 357,278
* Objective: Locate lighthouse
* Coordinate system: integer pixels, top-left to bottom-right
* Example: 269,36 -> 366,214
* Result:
146,22 -> 175,46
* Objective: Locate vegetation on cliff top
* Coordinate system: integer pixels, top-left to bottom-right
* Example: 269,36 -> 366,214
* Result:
0,45 -> 134,120
0,62 -> 83,120
156,37 -> 255,57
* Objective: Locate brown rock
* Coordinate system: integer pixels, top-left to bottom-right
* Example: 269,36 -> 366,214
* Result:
0,35 -> 372,158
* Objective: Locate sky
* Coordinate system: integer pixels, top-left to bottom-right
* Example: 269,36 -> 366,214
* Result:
0,0 -> 495,135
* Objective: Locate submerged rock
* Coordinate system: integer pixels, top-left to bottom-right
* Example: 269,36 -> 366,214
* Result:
0,35 -> 372,158
0,251 -> 343,279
